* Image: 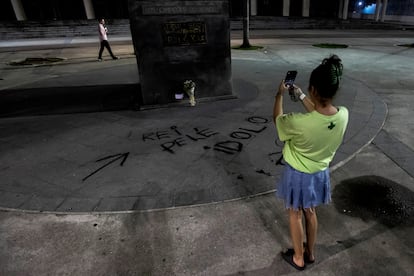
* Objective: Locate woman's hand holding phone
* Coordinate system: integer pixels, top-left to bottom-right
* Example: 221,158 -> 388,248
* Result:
277,80 -> 288,95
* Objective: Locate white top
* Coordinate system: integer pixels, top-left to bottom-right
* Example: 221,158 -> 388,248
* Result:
98,23 -> 108,41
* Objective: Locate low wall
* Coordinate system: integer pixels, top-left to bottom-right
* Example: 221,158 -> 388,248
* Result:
349,13 -> 414,24
1,17 -> 412,41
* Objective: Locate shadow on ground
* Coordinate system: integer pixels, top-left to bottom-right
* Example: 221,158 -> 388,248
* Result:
0,84 -> 141,118
333,175 -> 414,227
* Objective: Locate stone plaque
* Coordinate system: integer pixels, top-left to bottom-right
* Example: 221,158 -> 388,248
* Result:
162,21 -> 207,46
128,0 -> 233,106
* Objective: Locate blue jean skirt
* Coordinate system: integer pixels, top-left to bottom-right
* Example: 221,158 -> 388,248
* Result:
276,163 -> 331,210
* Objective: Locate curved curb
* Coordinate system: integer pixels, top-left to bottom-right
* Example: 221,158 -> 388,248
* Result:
331,81 -> 388,172
0,50 -> 387,214
0,78 -> 388,215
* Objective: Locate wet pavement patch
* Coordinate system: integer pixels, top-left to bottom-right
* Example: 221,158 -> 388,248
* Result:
332,175 -> 414,227
9,57 -> 65,66
397,43 -> 414,48
312,43 -> 348,48
232,45 -> 264,50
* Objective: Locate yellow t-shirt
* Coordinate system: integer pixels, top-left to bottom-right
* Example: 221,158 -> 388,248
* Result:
276,107 -> 349,173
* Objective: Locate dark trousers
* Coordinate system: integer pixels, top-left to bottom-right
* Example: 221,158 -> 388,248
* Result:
98,40 -> 116,59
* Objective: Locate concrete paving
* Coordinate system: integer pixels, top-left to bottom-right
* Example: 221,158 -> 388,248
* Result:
0,29 -> 413,275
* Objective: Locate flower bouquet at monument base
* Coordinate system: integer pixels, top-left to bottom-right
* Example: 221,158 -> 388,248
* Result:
183,80 -> 196,106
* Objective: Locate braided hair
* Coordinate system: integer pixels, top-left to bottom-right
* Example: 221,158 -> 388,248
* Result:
309,55 -> 343,106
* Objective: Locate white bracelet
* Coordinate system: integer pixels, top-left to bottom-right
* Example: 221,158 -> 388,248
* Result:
299,93 -> 306,101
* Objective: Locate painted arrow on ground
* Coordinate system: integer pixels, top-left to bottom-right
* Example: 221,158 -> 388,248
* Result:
82,152 -> 130,182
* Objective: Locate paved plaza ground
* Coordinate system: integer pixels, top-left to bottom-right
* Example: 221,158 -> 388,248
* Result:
0,29 -> 413,275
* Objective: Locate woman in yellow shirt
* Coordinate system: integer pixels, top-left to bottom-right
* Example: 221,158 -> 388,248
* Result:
273,55 -> 348,270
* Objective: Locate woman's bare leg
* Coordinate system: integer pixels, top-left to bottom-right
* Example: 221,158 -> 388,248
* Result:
288,209 -> 305,267
304,208 -> 317,261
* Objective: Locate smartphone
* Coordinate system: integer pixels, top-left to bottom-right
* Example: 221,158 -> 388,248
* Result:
285,70 -> 298,101
284,70 -> 297,88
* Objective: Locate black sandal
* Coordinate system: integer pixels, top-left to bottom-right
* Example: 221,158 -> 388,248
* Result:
304,251 -> 315,264
303,243 -> 315,264
281,250 -> 306,271
284,247 -> 315,264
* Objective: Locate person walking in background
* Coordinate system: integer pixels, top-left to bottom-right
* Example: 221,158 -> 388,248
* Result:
273,55 -> 349,271
98,18 -> 118,61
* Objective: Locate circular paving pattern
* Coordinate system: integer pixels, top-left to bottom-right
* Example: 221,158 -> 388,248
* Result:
0,43 -> 390,212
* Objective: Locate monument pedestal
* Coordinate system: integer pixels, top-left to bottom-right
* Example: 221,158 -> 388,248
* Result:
128,0 -> 233,106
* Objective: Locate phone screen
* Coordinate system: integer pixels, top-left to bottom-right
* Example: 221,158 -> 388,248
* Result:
285,71 -> 297,87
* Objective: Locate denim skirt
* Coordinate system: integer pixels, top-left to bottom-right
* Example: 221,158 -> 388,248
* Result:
276,163 -> 331,210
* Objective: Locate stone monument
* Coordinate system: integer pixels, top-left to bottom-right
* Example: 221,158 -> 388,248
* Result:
128,0 -> 233,106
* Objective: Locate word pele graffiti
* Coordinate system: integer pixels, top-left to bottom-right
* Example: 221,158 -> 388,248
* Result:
143,126 -> 219,154
142,116 -> 269,154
